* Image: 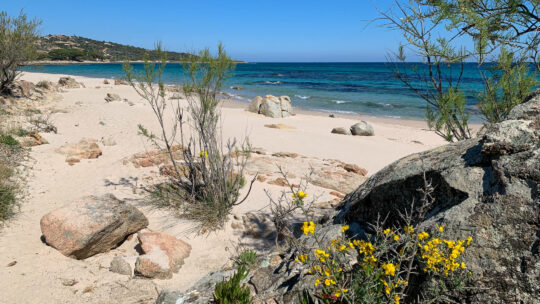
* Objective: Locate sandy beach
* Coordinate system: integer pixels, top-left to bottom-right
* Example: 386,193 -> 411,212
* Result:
0,71 -> 449,303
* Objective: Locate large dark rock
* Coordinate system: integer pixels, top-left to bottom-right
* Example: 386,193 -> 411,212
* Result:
335,90 -> 540,303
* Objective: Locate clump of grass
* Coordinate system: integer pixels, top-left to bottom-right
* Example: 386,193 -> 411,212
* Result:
0,162 -> 17,221
213,265 -> 252,304
234,249 -> 258,269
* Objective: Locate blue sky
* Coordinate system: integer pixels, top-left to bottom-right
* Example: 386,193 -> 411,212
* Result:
6,1 -> 424,62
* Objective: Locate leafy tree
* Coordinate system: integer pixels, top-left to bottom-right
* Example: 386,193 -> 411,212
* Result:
479,48 -> 538,123
423,0 -> 540,69
380,1 -> 538,141
0,11 -> 41,95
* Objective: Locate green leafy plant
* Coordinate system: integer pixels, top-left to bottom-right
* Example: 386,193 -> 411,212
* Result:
0,10 -> 41,95
0,134 -> 20,148
213,265 -> 252,304
124,43 -> 255,231
479,48 -> 538,124
234,249 -> 258,269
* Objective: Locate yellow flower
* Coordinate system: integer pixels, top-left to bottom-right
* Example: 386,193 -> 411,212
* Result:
385,287 -> 391,294
314,279 -> 320,286
437,224 -> 445,232
302,221 -> 315,235
394,294 -> 401,304
341,288 -> 348,293
382,263 -> 396,276
384,228 -> 391,235
199,150 -> 208,158
296,254 -> 307,263
466,236 -> 473,246
460,262 -> 467,269
417,231 -> 429,240
292,190 -> 308,199
393,235 -> 400,242
341,225 -> 349,233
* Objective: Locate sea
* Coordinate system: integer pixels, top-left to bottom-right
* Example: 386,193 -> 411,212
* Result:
22,62 -> 537,121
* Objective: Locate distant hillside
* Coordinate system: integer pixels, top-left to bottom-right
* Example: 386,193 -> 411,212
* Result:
36,34 -> 194,62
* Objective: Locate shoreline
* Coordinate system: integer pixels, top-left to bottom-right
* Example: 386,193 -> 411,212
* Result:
22,70 -> 450,129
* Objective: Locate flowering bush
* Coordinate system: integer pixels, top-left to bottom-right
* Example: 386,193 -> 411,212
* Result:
292,191 -> 473,304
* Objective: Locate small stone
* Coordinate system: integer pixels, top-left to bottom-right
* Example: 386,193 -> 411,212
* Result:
104,93 -> 121,102
110,256 -> 132,276
331,127 -> 351,135
6,261 -> 16,267
264,124 -> 295,129
60,278 -> 79,287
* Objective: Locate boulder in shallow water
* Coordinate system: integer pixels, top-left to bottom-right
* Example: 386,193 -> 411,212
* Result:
40,194 -> 148,259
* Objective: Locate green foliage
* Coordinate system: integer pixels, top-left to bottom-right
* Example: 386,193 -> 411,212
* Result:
39,34 -> 193,62
213,265 -> 252,304
0,134 -> 20,147
0,163 -> 17,221
479,48 -> 538,123
46,48 -> 103,61
0,10 -> 41,94
234,249 -> 258,269
124,43 -> 254,231
381,1 -> 539,141
423,0 -> 540,70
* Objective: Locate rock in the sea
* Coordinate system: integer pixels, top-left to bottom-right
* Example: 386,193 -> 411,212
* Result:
331,127 -> 351,135
110,256 -> 132,276
105,93 -> 121,102
58,77 -> 84,88
135,232 -> 191,279
335,90 -> 540,303
56,138 -> 102,165
231,86 -> 243,90
350,121 -> 374,136
40,194 -> 149,259
247,95 -> 293,118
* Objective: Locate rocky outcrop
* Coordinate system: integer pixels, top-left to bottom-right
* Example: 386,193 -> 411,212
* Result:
58,77 -> 84,88
114,79 -> 128,85
335,90 -> 540,303
40,194 -> 149,259
247,95 -> 293,118
134,232 -> 191,279
56,138 -> 102,165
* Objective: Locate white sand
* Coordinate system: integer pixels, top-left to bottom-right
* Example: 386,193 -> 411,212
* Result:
0,72 -> 448,303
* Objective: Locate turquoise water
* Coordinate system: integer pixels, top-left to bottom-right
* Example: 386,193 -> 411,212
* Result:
23,62 -> 534,120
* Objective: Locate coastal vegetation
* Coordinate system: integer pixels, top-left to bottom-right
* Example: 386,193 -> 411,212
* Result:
0,10 -> 41,95
382,0 -> 539,142
36,34 -> 193,62
124,43 -> 254,231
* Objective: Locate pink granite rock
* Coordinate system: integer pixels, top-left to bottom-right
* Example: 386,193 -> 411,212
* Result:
40,194 -> 148,259
134,232 -> 191,279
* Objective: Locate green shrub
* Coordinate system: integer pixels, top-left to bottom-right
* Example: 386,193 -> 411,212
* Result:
0,134 -> 20,147
0,163 -> 17,221
213,265 -> 252,304
234,249 -> 258,269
